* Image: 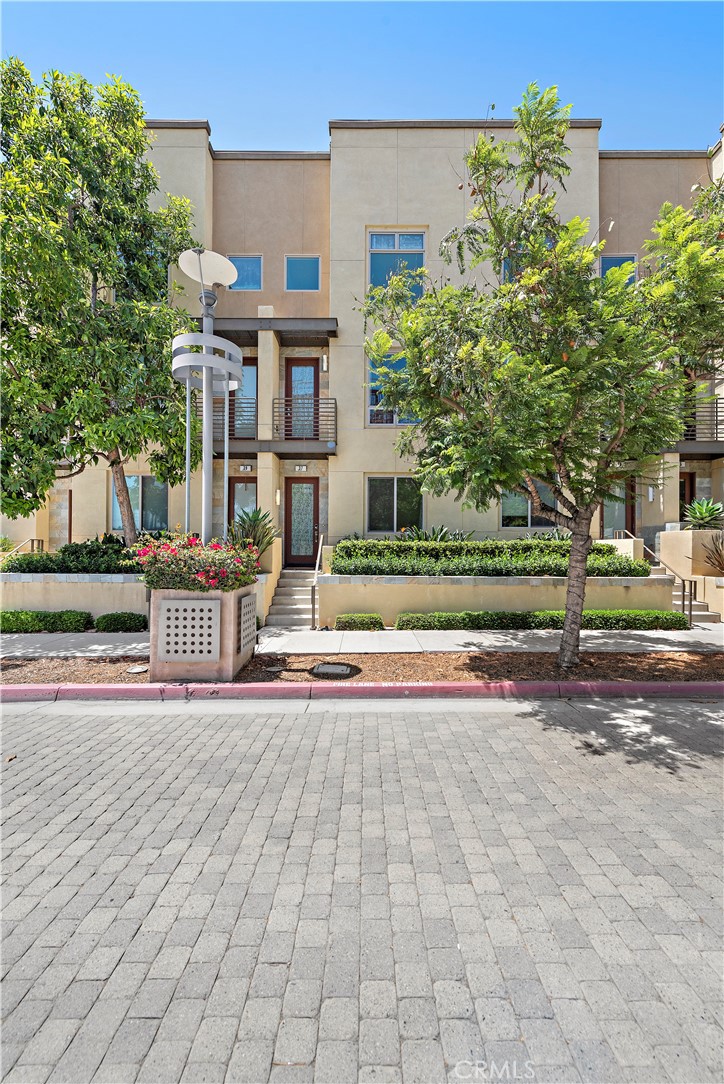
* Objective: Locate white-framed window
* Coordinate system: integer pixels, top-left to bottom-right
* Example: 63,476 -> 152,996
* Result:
368,357 -> 416,426
601,255 -> 636,285
112,475 -> 168,533
228,256 -> 262,291
369,231 -> 425,296
501,484 -> 557,528
285,255 -> 321,292
367,476 -> 422,533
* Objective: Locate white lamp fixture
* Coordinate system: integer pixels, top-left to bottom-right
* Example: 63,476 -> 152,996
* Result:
172,248 -> 239,542
275,488 -> 281,507
321,353 -> 328,372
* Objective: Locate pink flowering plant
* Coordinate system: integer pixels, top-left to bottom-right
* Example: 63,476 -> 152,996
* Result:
132,531 -> 259,592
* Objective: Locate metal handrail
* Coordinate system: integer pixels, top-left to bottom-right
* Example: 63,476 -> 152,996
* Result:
2,538 -> 45,559
613,529 -> 695,626
310,534 -> 325,629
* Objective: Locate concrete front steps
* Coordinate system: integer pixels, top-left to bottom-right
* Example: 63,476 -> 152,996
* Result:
649,564 -> 721,623
265,569 -> 315,628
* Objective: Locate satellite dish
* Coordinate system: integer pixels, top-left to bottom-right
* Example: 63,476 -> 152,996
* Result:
179,248 -> 238,288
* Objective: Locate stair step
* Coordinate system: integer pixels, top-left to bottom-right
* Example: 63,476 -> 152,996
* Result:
269,606 -> 313,616
274,586 -> 312,597
264,614 -> 312,627
691,613 -> 721,623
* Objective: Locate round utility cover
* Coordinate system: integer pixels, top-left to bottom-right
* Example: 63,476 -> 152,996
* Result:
179,248 -> 238,287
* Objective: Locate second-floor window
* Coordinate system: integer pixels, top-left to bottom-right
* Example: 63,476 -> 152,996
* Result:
112,475 -> 168,533
369,232 -> 425,297
228,256 -> 262,290
601,255 -> 636,285
285,256 -> 321,291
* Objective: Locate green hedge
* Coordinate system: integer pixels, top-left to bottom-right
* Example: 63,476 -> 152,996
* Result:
2,538 -> 137,574
330,539 -> 648,578
335,613 -> 385,631
0,609 -> 93,633
94,612 -> 148,632
395,609 -> 689,631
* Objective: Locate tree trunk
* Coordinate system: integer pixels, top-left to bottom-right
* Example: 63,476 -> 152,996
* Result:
109,454 -> 137,546
558,509 -> 594,670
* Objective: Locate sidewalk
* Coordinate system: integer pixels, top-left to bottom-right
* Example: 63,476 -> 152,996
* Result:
1,624 -> 721,658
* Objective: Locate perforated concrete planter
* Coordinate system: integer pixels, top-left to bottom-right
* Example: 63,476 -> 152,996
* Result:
149,585 -> 257,683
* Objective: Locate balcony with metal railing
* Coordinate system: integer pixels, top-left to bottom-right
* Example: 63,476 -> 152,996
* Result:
680,398 -> 724,448
195,396 -> 337,456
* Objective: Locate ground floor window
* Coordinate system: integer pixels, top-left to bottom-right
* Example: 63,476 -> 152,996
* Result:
229,479 -> 257,522
112,475 -> 168,532
367,476 -> 422,533
501,484 -> 556,528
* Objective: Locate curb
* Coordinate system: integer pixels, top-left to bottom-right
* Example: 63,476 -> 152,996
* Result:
2,680 -> 722,703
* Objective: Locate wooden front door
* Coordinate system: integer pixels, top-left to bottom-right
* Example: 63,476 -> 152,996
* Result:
284,477 -> 319,566
284,359 -> 319,439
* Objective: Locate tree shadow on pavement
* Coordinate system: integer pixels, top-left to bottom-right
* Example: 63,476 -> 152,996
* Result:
527,696 -> 723,776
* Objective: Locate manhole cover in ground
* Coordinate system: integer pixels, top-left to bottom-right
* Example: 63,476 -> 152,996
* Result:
126,665 -> 149,674
311,663 -> 354,679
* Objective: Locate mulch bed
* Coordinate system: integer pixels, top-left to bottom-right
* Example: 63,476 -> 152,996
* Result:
1,652 -> 722,685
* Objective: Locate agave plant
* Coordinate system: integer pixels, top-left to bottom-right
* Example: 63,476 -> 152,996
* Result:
701,531 -> 724,574
682,498 -> 724,530
524,527 -> 572,541
228,507 -> 280,557
398,524 -> 475,542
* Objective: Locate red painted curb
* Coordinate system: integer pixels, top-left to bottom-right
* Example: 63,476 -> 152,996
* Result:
2,680 -> 722,703
184,683 -> 313,700
0,684 -> 60,702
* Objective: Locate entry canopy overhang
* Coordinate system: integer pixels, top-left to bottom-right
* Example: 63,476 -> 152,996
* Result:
208,317 -> 338,349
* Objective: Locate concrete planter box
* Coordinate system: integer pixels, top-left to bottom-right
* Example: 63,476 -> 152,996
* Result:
317,574 -> 674,628
0,573 -> 147,618
149,585 -> 257,683
659,529 -> 722,579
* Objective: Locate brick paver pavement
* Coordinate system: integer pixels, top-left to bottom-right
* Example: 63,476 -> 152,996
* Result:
1,697 -> 722,1084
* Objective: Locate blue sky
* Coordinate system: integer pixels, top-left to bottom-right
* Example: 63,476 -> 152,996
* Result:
4,2 -> 722,151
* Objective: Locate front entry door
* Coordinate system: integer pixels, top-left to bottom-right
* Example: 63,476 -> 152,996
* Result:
285,477 -> 319,566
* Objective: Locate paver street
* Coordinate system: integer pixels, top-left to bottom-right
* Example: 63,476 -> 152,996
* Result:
1,697 -> 722,1083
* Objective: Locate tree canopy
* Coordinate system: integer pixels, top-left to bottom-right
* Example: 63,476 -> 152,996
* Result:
364,83 -> 724,667
0,57 -> 199,543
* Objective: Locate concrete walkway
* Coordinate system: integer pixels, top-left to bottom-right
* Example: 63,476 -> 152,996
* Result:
2,626 -> 721,660
1,697 -> 722,1083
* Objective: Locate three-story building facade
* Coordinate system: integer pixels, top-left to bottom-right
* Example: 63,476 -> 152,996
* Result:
3,114 -> 722,562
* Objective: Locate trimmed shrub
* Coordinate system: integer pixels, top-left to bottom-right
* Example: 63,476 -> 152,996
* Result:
394,609 -> 689,631
329,539 -> 648,578
0,609 -> 93,633
2,538 -> 137,574
94,612 -> 148,633
335,613 -> 385,631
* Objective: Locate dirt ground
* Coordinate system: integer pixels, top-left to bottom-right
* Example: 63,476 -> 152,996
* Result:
1,651 -> 722,685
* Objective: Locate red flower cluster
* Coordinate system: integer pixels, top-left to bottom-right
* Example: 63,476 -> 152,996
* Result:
132,531 -> 259,593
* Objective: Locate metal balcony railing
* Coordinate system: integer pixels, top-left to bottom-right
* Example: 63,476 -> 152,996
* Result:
194,398 -> 257,440
273,397 -> 337,442
681,401 -> 723,441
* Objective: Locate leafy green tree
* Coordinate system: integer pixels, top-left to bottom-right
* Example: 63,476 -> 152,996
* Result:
1,58 -> 198,545
364,83 -> 724,669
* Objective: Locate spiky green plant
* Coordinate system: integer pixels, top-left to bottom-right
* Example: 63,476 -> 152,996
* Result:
682,499 -> 724,530
398,524 -> 475,542
228,507 -> 280,557
701,531 -> 724,573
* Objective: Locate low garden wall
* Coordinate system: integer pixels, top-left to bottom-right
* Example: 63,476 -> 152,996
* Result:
0,573 -> 148,619
317,575 -> 674,628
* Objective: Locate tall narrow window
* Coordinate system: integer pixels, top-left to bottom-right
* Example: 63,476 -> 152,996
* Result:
369,232 -> 425,297
368,357 -> 416,425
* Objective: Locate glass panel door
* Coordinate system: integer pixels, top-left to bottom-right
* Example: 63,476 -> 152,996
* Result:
284,478 -> 318,566
229,479 -> 257,524
285,360 -> 319,439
